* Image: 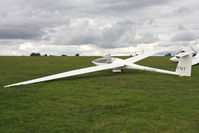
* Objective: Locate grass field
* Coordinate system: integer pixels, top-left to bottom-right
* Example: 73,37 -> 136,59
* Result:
0,56 -> 199,133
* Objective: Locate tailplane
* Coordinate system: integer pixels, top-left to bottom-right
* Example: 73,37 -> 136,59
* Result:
175,54 -> 192,76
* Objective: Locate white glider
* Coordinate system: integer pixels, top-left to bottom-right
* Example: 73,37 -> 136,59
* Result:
4,50 -> 192,88
170,45 -> 199,65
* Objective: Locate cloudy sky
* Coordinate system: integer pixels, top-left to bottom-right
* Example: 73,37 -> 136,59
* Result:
0,0 -> 199,56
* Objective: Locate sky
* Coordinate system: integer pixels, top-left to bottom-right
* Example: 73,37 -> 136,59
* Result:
0,0 -> 199,56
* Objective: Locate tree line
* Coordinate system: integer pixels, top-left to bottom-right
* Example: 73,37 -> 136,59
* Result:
30,53 -> 80,56
30,52 -> 172,57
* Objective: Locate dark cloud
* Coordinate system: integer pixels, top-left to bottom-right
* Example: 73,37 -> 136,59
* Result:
171,26 -> 198,42
0,25 -> 43,39
171,31 -> 196,42
44,19 -> 159,48
173,6 -> 192,15
94,0 -> 170,12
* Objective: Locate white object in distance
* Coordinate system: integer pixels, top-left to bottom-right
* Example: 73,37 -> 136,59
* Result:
170,44 -> 199,65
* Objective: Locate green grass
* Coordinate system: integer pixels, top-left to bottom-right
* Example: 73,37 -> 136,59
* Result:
0,56 -> 199,133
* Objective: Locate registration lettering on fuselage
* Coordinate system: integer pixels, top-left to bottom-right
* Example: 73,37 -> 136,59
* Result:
177,66 -> 186,71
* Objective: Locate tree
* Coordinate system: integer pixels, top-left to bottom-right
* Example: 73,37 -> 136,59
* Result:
75,53 -> 79,56
30,53 -> 41,56
61,54 -> 67,56
165,53 -> 171,56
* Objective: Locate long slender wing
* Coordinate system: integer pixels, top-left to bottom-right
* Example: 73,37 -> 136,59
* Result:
4,63 -> 124,88
125,48 -> 165,63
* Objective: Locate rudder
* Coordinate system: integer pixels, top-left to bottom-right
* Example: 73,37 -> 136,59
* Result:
175,54 -> 192,76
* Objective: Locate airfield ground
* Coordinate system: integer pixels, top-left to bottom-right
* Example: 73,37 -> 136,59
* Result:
0,56 -> 199,133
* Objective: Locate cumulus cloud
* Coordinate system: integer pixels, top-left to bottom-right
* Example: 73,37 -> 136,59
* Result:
0,0 -> 199,55
171,31 -> 196,42
43,19 -> 159,48
170,24 -> 199,42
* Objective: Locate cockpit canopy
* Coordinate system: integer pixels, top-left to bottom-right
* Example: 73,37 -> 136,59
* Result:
93,57 -> 115,64
176,50 -> 185,55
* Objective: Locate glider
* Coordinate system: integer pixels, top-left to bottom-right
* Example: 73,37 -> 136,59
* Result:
4,49 -> 192,88
170,45 -> 199,65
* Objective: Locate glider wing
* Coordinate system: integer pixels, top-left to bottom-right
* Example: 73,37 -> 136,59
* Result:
125,48 -> 165,63
4,63 -> 124,88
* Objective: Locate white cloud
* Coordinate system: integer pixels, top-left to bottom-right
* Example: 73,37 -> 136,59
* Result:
0,0 -> 199,55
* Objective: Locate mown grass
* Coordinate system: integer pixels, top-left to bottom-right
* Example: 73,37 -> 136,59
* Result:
0,56 -> 199,133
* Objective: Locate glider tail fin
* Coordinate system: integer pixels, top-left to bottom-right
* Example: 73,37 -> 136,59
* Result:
175,54 -> 192,76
